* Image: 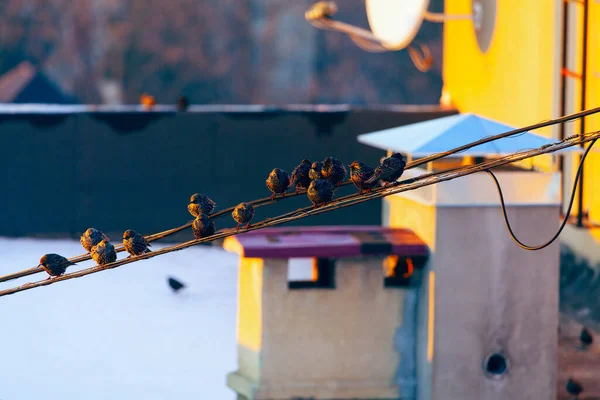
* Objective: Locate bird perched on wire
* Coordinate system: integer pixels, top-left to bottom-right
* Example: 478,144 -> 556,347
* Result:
266,168 -> 291,200
566,377 -> 583,399
192,213 -> 215,239
80,228 -> 110,253
307,179 -> 334,208
232,202 -> 255,230
177,95 -> 189,112
578,327 -> 594,350
167,276 -> 186,293
38,254 -> 76,279
349,160 -> 377,194
309,161 -> 324,181
123,229 -> 152,257
365,152 -> 406,186
290,159 -> 313,194
91,240 -> 117,266
188,193 -> 216,217
322,156 -> 347,186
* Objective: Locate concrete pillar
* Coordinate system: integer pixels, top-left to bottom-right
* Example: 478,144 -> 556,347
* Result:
384,168 -> 560,400
223,226 -> 428,400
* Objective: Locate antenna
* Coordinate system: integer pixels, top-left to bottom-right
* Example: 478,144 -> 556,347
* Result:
305,0 -> 497,71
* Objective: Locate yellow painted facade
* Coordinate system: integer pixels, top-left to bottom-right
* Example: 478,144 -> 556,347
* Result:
237,257 -> 263,352
583,2 -> 600,223
443,0 -> 600,223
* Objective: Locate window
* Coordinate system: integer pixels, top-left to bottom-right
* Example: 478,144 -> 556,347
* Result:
288,257 -> 336,289
384,255 -> 427,288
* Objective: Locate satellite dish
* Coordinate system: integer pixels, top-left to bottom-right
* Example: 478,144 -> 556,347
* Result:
305,0 -> 496,70
365,0 -> 430,51
365,0 -> 492,51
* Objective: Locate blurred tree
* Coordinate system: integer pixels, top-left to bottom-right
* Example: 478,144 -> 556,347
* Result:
0,0 -> 443,105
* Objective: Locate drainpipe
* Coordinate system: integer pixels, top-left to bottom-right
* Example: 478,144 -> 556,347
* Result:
558,0 -> 568,215
576,0 -> 589,227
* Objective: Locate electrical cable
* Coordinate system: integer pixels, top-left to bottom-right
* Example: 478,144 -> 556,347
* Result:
0,130 -> 598,298
485,138 -> 597,250
1,107 -> 599,285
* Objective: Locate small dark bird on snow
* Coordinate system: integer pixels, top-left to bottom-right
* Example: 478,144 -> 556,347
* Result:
192,213 -> 215,239
307,179 -> 334,208
266,168 -> 291,200
80,228 -> 109,253
188,193 -> 216,217
91,239 -> 117,266
167,276 -> 186,293
578,327 -> 594,349
308,161 -> 324,181
566,377 -> 583,398
366,152 -> 406,186
349,160 -> 377,194
232,202 -> 255,230
123,229 -> 152,257
290,159 -> 313,193
38,254 -> 76,279
177,95 -> 189,111
322,156 -> 347,186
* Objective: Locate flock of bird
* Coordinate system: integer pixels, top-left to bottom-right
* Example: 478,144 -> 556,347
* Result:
35,153 -> 407,281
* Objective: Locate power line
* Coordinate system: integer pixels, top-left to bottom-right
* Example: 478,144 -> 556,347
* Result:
485,138 -> 597,250
1,129 -> 598,299
2,106 -> 598,285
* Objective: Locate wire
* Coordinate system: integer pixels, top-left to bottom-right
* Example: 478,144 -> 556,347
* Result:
485,138 -> 597,250
2,107 -> 600,284
0,130 -> 598,298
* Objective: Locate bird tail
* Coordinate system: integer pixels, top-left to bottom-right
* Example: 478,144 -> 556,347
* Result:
146,249 -> 153,253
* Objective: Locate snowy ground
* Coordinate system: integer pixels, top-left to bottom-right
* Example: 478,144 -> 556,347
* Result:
0,237 -> 239,400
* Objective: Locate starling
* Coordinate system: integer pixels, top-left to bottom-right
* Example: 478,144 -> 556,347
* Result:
566,377 -> 583,398
579,327 -> 593,348
349,160 -> 377,194
290,159 -> 313,194
188,193 -> 216,217
322,156 -> 347,186
232,202 -> 255,230
91,240 -> 117,266
123,229 -> 152,257
192,213 -> 215,239
167,276 -> 186,293
177,95 -> 189,111
38,254 -> 76,279
309,161 -> 324,181
266,168 -> 291,200
365,152 -> 406,186
307,179 -> 334,208
80,228 -> 110,253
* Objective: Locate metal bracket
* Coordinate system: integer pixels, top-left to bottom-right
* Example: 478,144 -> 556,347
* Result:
423,0 -> 484,31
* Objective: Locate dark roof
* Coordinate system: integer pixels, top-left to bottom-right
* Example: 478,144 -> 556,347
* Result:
0,61 -> 76,104
223,226 -> 428,259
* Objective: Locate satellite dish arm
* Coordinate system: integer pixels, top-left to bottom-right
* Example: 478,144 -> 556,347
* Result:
422,11 -> 473,23
423,2 -> 484,30
305,1 -> 433,71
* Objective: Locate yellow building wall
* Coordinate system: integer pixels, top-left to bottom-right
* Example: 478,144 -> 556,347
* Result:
237,257 -> 264,352
442,0 -> 561,172
583,2 -> 600,224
